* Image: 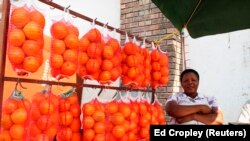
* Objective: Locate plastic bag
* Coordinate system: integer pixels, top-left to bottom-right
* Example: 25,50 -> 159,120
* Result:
7,4 -> 45,75
50,8 -> 79,80
28,85 -> 59,141
0,90 -> 31,141
57,88 -> 81,141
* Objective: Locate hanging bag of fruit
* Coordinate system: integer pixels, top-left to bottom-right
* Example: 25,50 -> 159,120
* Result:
7,0 -> 45,75
28,85 -> 59,141
77,19 -> 103,81
150,43 -> 170,88
57,88 -> 81,141
50,7 -> 79,80
0,86 -> 31,141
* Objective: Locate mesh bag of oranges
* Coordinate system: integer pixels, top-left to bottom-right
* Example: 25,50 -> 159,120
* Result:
7,4 -> 45,75
57,88 -> 81,141
150,43 -> 170,88
150,94 -> 166,125
50,9 -> 79,80
82,95 -> 107,141
97,27 -> 122,85
77,21 -> 104,81
28,85 -> 59,141
0,89 -> 31,141
121,35 -> 145,88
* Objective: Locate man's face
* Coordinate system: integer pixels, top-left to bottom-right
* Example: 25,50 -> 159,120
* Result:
181,72 -> 199,97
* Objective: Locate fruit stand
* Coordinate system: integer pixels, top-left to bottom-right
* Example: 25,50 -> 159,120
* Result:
0,0 -> 169,140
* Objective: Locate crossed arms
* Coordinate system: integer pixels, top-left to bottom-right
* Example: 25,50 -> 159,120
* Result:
166,101 -> 224,125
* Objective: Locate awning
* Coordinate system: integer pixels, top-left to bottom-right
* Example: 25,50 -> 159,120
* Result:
151,0 -> 250,38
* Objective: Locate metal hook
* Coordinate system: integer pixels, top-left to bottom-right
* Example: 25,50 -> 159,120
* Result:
66,5 -> 71,10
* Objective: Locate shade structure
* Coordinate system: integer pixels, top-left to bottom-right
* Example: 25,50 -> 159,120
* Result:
151,0 -> 250,38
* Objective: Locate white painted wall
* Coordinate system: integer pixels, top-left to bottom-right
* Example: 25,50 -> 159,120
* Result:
184,29 -> 250,124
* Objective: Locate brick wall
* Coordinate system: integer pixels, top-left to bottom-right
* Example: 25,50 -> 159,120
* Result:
120,0 -> 184,116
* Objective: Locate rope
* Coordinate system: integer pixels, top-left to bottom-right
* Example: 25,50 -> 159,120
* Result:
153,30 -> 179,45
184,0 -> 202,28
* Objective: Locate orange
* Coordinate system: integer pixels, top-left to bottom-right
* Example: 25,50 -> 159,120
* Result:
67,93 -> 79,104
8,28 -> 26,47
67,24 -> 79,37
29,122 -> 41,137
160,75 -> 169,84
39,100 -> 55,115
50,21 -> 68,39
107,38 -> 120,52
79,36 -> 90,52
99,71 -> 111,82
123,42 -> 137,55
152,71 -> 161,81
18,98 -> 31,110
87,43 -> 102,58
78,51 -> 89,65
110,67 -> 121,81
34,134 -> 50,141
70,104 -> 81,117
159,54 -> 169,66
160,67 -> 169,76
7,46 -> 25,65
36,115 -> 53,130
61,61 -> 77,76
151,50 -> 161,61
102,45 -> 114,59
152,61 -> 161,71
77,66 -> 87,77
93,134 -> 105,141
50,54 -> 64,69
92,110 -> 105,122
1,114 -> 13,129
22,40 -> 41,56
86,28 -> 101,42
82,103 -> 95,116
0,130 -> 11,141
59,111 -> 73,126
101,59 -> 113,71
9,124 -> 24,140
110,112 -> 125,125
71,132 -> 81,141
57,127 -> 72,141
64,34 -> 79,50
10,108 -> 27,124
10,7 -> 30,28
94,122 -> 105,134
45,125 -> 57,138
51,39 -> 66,54
82,116 -> 95,129
127,67 -> 138,79
3,99 -> 18,114
63,49 -> 78,62
119,104 -> 131,118
139,127 -> 149,139
83,129 -> 95,141
105,102 -> 118,114
23,56 -> 40,73
59,99 -> 71,112
23,21 -> 43,40
30,10 -> 46,28
69,118 -> 81,132
86,59 -> 101,73
126,55 -> 138,67
112,125 -> 125,138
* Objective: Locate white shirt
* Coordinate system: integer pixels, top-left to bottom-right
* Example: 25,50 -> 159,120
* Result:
166,92 -> 219,125
238,103 -> 250,123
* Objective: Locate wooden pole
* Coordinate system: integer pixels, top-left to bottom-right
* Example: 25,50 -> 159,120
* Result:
0,0 -> 10,120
